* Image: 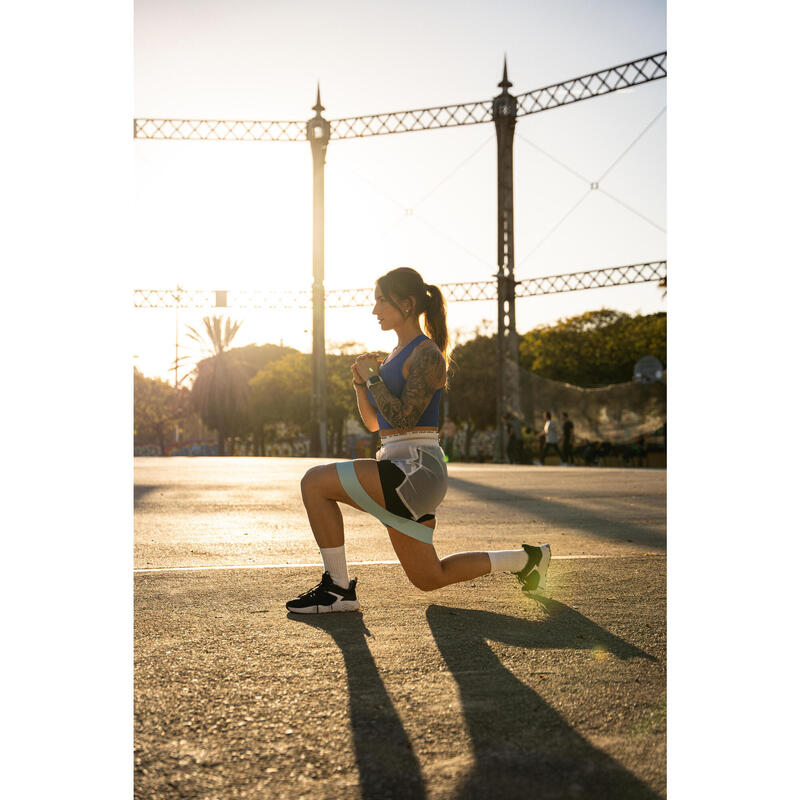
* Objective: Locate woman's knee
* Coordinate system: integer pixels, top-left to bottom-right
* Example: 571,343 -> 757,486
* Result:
404,567 -> 444,592
387,526 -> 441,591
300,464 -> 325,497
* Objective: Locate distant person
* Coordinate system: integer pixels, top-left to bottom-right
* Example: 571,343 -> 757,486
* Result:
511,416 -> 523,463
537,411 -> 563,465
562,412 -> 575,465
440,416 -> 457,462
505,419 -> 515,463
505,413 -> 522,464
521,425 -> 534,465
286,267 -> 550,613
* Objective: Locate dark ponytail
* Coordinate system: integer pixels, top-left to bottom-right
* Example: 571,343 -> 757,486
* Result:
421,282 -> 451,385
376,267 -> 451,387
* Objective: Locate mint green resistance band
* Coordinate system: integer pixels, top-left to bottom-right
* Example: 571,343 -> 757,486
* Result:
335,461 -> 434,545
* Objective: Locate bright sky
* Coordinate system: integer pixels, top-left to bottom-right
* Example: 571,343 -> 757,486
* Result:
134,0 -> 666,382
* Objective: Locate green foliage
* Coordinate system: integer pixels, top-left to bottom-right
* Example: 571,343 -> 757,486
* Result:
446,334 -> 497,430
519,309 -> 666,387
183,332 -> 303,453
249,351 -> 366,447
444,334 -> 498,457
233,342 -> 301,375
250,352 -> 310,430
442,311 -> 666,456
139,309 -> 665,457
192,352 -> 252,434
187,316 -> 251,454
133,368 -> 192,451
325,353 -> 362,437
186,316 -> 243,356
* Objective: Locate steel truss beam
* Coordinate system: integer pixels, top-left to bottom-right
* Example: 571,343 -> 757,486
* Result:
134,52 -> 666,141
133,119 -> 307,141
515,53 -> 666,118
133,261 -> 666,309
517,260 -> 666,297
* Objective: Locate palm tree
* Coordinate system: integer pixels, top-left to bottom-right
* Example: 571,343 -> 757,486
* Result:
187,316 -> 251,456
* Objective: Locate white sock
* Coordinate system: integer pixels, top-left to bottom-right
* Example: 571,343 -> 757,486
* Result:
488,549 -> 529,573
320,545 -> 350,588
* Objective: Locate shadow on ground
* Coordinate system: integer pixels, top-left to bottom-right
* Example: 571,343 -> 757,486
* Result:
290,612 -> 427,800
427,601 -> 660,799
134,484 -> 165,505
447,474 -> 665,551
291,599 -> 660,800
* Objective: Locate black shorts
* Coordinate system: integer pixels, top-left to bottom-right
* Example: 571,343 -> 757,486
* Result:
376,460 -> 436,523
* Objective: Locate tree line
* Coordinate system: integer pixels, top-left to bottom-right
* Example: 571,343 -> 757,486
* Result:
134,309 -> 665,456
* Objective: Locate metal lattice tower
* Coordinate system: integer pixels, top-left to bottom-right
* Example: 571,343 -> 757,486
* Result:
493,57 -> 521,462
307,85 -> 331,456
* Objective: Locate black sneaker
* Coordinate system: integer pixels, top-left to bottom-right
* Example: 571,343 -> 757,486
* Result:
513,544 -> 551,596
286,572 -> 360,614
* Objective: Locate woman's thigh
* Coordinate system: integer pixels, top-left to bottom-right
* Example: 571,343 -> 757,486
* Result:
303,459 -> 442,583
301,459 -> 386,510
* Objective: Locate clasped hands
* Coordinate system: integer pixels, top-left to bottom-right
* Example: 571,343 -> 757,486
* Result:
351,352 -> 384,385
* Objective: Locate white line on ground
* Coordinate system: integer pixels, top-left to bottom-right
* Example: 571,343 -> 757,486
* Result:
134,553 -> 664,574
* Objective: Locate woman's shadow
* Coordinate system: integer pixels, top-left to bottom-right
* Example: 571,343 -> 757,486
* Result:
427,600 -> 662,799
290,600 -> 662,800
290,612 -> 428,800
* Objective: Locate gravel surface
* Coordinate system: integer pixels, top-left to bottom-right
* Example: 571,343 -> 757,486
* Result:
134,458 -> 666,799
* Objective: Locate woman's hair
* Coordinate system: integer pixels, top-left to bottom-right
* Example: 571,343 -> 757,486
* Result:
376,267 -> 451,386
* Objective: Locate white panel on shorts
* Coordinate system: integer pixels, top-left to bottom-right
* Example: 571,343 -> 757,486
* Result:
376,432 -> 448,521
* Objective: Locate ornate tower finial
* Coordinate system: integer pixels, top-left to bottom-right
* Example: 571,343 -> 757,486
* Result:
312,82 -> 325,115
498,55 -> 512,92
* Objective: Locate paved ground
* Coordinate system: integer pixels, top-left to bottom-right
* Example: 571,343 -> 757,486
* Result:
134,457 -> 666,799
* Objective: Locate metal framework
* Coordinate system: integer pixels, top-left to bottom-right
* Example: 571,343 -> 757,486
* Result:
307,86 -> 330,455
133,261 -> 666,309
134,52 -> 665,141
515,53 -> 666,118
135,51 -> 666,459
133,118 -> 307,141
493,59 -> 520,460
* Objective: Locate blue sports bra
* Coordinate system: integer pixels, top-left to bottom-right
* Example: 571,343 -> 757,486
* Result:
367,334 -> 443,429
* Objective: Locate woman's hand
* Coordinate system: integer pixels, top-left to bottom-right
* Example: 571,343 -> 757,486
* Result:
350,361 -> 365,385
353,352 -> 383,383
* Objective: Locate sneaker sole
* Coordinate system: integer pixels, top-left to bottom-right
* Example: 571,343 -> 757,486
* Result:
523,544 -> 551,597
515,544 -> 543,586
287,599 -> 361,614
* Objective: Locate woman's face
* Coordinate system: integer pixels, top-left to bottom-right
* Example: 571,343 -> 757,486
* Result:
372,284 -> 408,331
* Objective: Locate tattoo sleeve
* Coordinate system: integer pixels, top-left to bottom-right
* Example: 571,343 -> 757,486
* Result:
370,345 -> 446,430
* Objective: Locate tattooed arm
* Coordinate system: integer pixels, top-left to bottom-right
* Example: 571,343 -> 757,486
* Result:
369,343 -> 446,430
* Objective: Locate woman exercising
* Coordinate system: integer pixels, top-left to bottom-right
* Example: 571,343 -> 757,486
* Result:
286,267 -> 550,613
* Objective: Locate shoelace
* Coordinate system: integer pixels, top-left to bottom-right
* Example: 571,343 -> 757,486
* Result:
295,575 -> 331,601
